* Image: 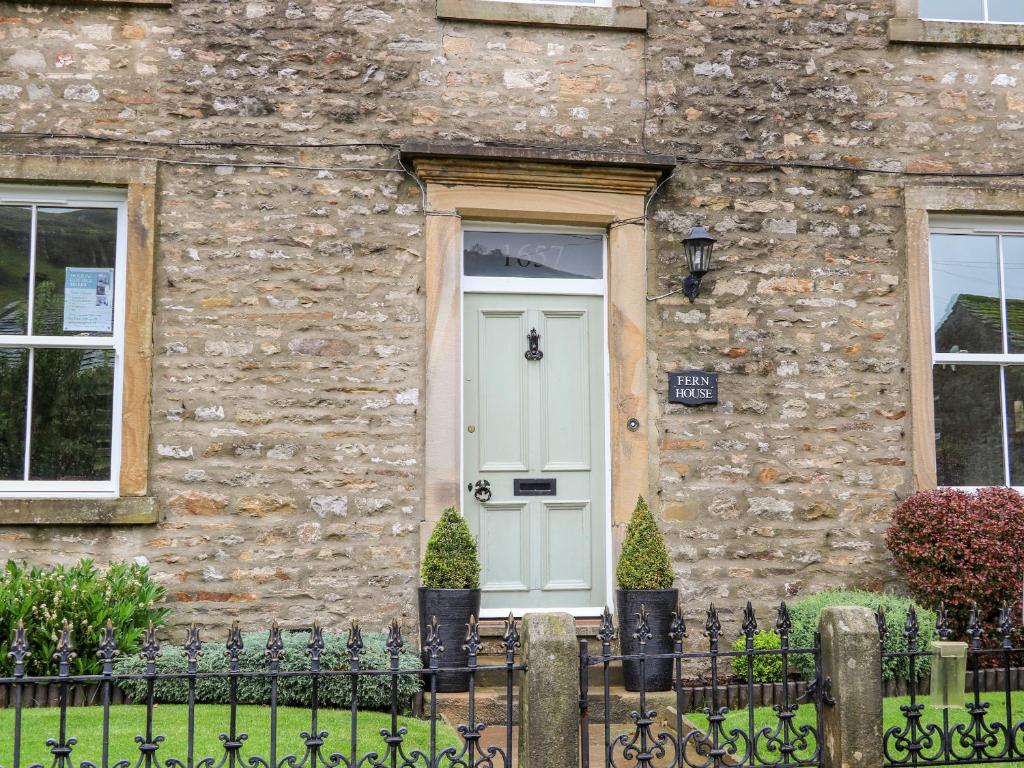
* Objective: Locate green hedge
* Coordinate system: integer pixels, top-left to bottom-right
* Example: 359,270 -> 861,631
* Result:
788,591 -> 937,681
730,630 -> 783,683
114,629 -> 422,712
0,559 -> 169,677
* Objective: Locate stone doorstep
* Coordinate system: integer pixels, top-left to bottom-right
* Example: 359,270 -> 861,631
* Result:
477,617 -> 605,637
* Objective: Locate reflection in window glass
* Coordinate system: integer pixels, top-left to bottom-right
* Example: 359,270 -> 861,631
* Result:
29,348 -> 114,482
988,0 -> 1024,22
919,0 -> 984,20
934,364 -> 1004,486
0,348 -> 27,480
464,231 -> 604,279
1006,367 -> 1024,485
34,208 -> 117,337
1004,237 -> 1024,353
0,207 -> 32,335
931,234 -> 1001,354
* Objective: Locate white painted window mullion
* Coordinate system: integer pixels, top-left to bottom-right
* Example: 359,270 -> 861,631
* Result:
1000,365 -> 1012,485
999,234 -> 1009,354
26,205 -> 36,337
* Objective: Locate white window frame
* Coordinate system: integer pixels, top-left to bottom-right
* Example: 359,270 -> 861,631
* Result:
929,215 -> 1024,490
0,185 -> 128,499
920,0 -> 1024,24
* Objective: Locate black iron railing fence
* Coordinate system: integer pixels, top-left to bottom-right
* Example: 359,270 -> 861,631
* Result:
879,603 -> 1024,767
579,602 -> 829,768
0,615 -> 523,768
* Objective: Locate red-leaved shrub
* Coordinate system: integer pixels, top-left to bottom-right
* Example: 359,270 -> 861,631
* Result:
886,487 -> 1024,639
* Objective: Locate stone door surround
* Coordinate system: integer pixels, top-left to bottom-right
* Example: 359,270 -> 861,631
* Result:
401,143 -> 674,557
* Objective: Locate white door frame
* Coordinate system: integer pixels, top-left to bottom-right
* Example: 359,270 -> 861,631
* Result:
460,222 -> 613,619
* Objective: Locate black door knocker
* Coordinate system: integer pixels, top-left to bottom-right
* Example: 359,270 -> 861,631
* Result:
525,328 -> 543,361
473,480 -> 492,503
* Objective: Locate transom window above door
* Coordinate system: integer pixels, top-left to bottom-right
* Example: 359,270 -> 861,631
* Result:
0,187 -> 127,497
929,218 -> 1024,488
920,0 -> 1024,22
462,228 -> 606,295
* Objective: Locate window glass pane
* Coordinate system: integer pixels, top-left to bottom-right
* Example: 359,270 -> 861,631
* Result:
988,0 -> 1024,22
1004,236 -> 1024,353
0,348 -> 27,480
919,0 -> 984,20
29,348 -> 114,481
931,233 -> 1002,354
33,207 -> 117,337
934,364 -> 1005,486
0,207 -> 32,335
464,231 -> 603,279
1005,367 -> 1024,485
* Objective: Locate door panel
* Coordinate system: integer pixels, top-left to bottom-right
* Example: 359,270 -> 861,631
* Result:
540,501 -> 591,591
464,292 -> 607,612
479,502 -> 529,593
478,310 -> 529,471
540,310 -> 591,471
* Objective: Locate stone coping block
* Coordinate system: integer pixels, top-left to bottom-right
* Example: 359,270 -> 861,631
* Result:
436,0 -> 647,32
0,497 -> 159,525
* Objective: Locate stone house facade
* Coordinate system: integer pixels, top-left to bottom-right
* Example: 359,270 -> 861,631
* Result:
0,0 -> 1020,632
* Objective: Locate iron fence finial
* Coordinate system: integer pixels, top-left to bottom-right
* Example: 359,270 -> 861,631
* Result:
742,601 -> 757,637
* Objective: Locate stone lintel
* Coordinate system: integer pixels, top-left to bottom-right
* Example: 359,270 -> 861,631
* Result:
889,17 -> 1024,48
402,143 -> 674,196
436,0 -> 646,31
0,497 -> 159,525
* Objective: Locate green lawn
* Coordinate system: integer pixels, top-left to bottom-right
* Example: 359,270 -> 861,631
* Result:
0,705 -> 463,766
686,691 -> 1024,764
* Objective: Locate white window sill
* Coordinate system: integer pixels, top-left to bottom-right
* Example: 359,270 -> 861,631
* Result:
889,16 -> 1024,46
0,496 -> 158,525
436,0 -> 647,31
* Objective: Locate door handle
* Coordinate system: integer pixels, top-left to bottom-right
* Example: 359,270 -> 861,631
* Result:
473,480 -> 492,503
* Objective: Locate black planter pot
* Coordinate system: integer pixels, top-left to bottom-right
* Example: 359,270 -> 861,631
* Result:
616,588 -> 679,692
417,587 -> 482,693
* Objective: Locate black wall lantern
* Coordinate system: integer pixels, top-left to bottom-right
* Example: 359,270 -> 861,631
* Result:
681,226 -> 717,302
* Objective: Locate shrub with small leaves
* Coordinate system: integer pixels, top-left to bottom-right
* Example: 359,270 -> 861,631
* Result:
420,507 -> 480,590
114,629 -> 422,712
615,496 -> 674,590
886,487 -> 1024,640
0,559 -> 169,677
730,630 -> 783,683
788,590 -> 936,682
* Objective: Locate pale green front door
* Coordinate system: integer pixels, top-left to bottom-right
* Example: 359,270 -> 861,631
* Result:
463,292 -> 607,612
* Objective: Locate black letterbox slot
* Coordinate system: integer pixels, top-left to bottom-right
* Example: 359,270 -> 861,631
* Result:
513,478 -> 557,496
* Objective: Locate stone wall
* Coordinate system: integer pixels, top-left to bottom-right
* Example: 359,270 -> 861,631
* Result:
1,0 -> 1023,631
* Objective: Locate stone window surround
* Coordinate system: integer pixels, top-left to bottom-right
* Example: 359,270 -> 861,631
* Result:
890,0 -> 1024,47
0,156 -> 158,525
403,144 -> 673,560
906,184 -> 1024,490
436,0 -> 646,32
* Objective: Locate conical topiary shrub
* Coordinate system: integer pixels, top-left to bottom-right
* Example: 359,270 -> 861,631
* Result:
616,495 -> 674,590
615,495 -> 677,692
421,506 -> 480,589
418,507 -> 481,692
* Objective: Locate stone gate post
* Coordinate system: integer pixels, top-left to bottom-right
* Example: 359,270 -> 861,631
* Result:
819,606 -> 884,768
518,612 -> 579,768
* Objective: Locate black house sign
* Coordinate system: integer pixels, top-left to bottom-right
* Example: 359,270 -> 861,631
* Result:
668,370 -> 718,407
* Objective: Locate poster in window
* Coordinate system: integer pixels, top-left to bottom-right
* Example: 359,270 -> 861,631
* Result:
62,267 -> 114,333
